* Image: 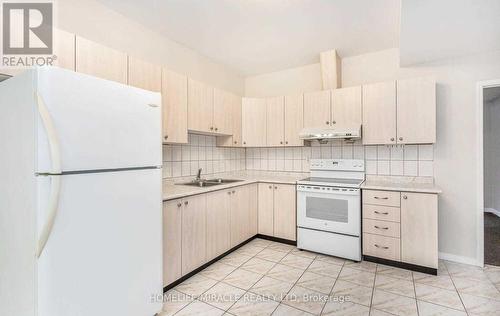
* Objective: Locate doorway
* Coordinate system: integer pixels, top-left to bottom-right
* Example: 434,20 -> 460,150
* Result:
482,85 -> 500,266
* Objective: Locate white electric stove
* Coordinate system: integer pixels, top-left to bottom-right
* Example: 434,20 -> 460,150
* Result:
296,159 -> 365,261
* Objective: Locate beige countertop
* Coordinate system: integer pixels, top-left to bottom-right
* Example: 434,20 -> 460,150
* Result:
163,171 -> 307,201
361,176 -> 442,194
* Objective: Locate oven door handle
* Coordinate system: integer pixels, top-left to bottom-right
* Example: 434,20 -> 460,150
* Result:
297,187 -> 360,195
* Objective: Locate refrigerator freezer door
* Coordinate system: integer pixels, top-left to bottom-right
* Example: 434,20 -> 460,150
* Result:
35,67 -> 161,173
36,168 -> 162,316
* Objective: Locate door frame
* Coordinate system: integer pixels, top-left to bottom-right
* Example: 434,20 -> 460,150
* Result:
476,79 -> 500,267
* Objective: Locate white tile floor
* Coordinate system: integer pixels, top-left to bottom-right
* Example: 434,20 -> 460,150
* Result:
160,239 -> 500,316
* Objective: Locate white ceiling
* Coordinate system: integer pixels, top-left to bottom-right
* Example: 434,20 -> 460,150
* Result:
95,0 -> 400,76
400,0 -> 500,66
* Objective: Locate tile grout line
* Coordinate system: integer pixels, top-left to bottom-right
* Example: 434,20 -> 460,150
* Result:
318,259 -> 347,315
445,261 -> 471,316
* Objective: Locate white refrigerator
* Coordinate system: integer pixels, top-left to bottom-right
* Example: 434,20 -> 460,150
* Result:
0,67 -> 163,316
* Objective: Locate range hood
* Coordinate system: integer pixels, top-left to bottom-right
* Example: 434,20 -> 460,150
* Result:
299,125 -> 361,142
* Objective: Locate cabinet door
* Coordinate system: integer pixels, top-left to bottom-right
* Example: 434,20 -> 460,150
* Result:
332,86 -> 362,127
303,90 -> 331,128
216,95 -> 242,147
266,96 -> 285,146
206,190 -> 231,260
273,184 -> 296,241
75,36 -> 127,83
258,183 -> 274,236
242,98 -> 267,147
53,28 -> 75,71
181,195 -> 207,275
284,94 -> 304,146
248,184 -> 259,237
163,200 -> 182,286
162,69 -> 188,144
188,78 -> 214,133
401,192 -> 438,268
397,78 -> 436,144
362,81 -> 397,145
213,88 -> 233,135
230,186 -> 249,247
128,57 -> 161,92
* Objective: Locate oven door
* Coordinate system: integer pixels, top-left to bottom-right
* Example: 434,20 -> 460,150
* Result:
297,185 -> 360,236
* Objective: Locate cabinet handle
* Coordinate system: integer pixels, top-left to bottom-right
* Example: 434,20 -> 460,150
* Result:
177,203 -> 182,208
274,186 -> 277,189
326,121 -> 330,125
232,190 -> 235,193
210,126 -> 214,130
227,191 -> 231,195
280,141 -> 283,144
374,225 -> 389,230
285,141 -> 288,144
374,244 -> 389,249
164,135 -> 168,140
374,211 -> 389,215
215,127 -> 218,131
399,137 -> 403,141
184,201 -> 189,205
374,196 -> 388,200
403,195 -> 408,200
269,185 -> 272,189
390,138 -> 395,141
243,141 -> 246,145
332,120 -> 336,124
234,141 -> 237,144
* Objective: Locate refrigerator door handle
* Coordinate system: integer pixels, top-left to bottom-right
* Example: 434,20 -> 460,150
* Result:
35,92 -> 62,258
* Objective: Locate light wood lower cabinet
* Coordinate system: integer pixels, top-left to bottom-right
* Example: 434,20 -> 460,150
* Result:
163,200 -> 182,286
362,189 -> 438,269
181,194 -> 207,275
401,192 -> 438,268
258,183 -> 296,241
206,190 -> 231,261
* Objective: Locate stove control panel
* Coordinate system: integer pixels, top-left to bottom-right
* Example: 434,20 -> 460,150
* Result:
309,159 -> 364,171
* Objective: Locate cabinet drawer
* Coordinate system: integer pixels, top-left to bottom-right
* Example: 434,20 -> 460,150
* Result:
363,233 -> 401,261
363,204 -> 400,222
363,190 -> 400,207
363,219 -> 400,238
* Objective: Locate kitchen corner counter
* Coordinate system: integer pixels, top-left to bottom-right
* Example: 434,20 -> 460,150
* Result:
361,179 -> 442,194
163,171 -> 307,201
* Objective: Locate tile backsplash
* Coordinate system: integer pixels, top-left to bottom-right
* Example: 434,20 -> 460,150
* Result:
162,134 -> 246,179
245,140 -> 434,177
163,136 -> 434,179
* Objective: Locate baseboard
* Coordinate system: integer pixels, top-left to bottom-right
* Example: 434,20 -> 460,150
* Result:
255,234 -> 297,246
485,208 -> 500,217
363,255 -> 437,275
438,251 -> 480,266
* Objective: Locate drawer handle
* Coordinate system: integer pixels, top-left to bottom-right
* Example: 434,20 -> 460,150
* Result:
374,225 -> 389,230
374,244 -> 389,249
374,211 -> 389,215
374,197 -> 389,200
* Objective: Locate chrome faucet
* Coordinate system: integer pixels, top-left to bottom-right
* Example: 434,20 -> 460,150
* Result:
196,168 -> 202,181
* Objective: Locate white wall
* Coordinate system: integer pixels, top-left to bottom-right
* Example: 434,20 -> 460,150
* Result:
56,0 -> 244,95
244,47 -> 500,264
484,97 -> 500,212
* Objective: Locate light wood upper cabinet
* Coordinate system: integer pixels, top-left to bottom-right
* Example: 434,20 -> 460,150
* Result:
242,97 -> 267,147
213,88 -> 234,135
258,183 -> 274,236
163,200 -> 182,286
162,69 -> 188,144
266,96 -> 285,146
127,57 -> 161,92
53,28 -> 75,71
401,192 -> 438,268
188,78 -> 214,133
216,95 -> 242,147
181,194 -> 207,275
284,94 -> 304,146
362,81 -> 397,145
75,36 -> 127,84
332,86 -> 362,127
273,184 -> 296,241
206,190 -> 231,261
303,90 -> 331,128
397,78 -> 436,144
